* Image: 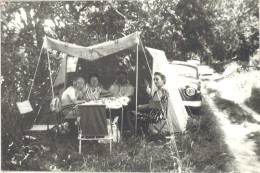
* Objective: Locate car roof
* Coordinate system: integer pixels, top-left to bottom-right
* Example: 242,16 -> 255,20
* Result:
169,61 -> 198,69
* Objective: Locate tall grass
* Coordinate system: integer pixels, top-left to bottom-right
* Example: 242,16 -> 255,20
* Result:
245,87 -> 260,114
179,103 -> 235,172
215,67 -> 260,103
2,100 -> 234,172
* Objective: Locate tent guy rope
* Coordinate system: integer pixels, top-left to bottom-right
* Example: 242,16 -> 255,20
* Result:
139,35 -> 182,172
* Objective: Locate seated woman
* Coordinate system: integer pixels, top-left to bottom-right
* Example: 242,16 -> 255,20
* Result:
127,71 -> 168,134
84,73 -> 111,101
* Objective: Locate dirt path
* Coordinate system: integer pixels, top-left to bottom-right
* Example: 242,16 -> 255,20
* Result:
202,82 -> 260,173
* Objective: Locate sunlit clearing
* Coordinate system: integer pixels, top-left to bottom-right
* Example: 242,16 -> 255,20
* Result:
67,57 -> 78,72
10,12 -> 24,29
30,9 -> 35,17
44,19 -> 55,27
44,19 -> 55,33
19,8 -> 27,23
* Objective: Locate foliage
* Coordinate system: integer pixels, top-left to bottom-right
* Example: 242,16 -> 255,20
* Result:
248,131 -> 260,160
1,105 -> 233,172
201,0 -> 259,62
1,1 -> 258,171
180,104 -> 235,172
2,0 -> 258,109
245,87 -> 260,115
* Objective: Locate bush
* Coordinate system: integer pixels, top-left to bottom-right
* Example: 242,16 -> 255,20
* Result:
211,62 -> 226,73
245,87 -> 260,114
2,101 -> 234,172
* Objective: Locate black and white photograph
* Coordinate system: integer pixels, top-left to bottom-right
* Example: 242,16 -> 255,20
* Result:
1,0 -> 260,172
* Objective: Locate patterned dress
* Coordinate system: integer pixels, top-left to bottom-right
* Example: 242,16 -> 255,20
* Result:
129,88 -> 168,133
85,84 -> 102,101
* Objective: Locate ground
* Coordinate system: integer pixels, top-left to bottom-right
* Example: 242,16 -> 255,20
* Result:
2,62 -> 260,172
201,63 -> 260,172
2,99 -> 233,172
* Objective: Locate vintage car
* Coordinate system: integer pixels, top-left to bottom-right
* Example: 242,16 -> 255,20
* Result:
168,61 -> 202,114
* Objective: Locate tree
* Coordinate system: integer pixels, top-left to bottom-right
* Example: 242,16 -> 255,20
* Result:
1,0 -> 259,140
200,0 -> 259,62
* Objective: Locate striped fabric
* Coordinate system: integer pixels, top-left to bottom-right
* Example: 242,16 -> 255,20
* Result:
85,84 -> 102,101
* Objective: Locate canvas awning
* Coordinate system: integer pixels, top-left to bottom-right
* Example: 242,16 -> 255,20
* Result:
42,32 -> 188,132
43,32 -> 140,61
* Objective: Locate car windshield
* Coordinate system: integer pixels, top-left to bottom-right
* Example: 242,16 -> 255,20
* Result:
169,64 -> 197,79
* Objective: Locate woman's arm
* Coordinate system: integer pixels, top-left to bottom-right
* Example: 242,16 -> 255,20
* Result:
100,86 -> 113,97
144,79 -> 152,97
137,104 -> 149,110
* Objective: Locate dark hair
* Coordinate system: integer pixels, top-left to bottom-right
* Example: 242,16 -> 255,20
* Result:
154,71 -> 166,84
88,73 -> 99,83
117,71 -> 127,77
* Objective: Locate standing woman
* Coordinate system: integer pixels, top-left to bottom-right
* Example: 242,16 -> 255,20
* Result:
127,71 -> 169,134
84,73 -> 111,101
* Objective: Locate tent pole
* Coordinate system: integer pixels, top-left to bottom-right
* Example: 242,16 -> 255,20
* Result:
135,44 -> 139,138
46,50 -> 55,99
28,45 -> 44,100
64,55 -> 68,90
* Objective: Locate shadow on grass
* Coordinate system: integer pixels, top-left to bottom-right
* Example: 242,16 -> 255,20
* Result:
207,88 -> 257,124
178,103 -> 235,172
247,131 -> 260,161
245,87 -> 260,115
2,103 -> 235,172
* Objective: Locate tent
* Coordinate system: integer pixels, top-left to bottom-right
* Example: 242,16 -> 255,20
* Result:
40,32 -> 188,133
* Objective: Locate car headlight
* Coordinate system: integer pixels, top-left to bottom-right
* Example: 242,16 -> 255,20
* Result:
185,87 -> 196,96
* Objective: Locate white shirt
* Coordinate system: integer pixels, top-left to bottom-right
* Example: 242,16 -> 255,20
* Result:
61,86 -> 78,106
109,81 -> 134,97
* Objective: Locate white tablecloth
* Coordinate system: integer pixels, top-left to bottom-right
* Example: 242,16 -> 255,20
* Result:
78,97 -> 130,109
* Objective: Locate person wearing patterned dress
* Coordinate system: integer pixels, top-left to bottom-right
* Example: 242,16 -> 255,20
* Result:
84,73 -> 111,101
126,71 -> 169,134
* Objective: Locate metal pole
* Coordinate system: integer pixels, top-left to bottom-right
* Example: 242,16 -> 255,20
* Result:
64,55 -> 68,90
46,50 -> 55,99
135,44 -> 139,138
121,107 -> 124,136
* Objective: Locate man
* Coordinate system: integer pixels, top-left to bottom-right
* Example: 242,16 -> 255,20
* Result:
61,76 -> 85,135
109,71 -> 134,132
61,76 -> 85,107
109,71 -> 134,97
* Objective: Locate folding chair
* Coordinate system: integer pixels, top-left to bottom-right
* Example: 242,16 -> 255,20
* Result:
16,100 -> 56,132
149,101 -> 168,135
50,97 -> 78,133
16,100 -> 59,149
77,104 -> 118,154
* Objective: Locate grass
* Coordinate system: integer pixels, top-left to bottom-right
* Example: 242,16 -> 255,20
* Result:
214,97 -> 257,124
180,103 -> 235,172
2,102 -> 234,172
207,85 -> 260,166
207,88 -> 257,124
247,131 -> 260,161
245,87 -> 260,115
217,69 -> 260,103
